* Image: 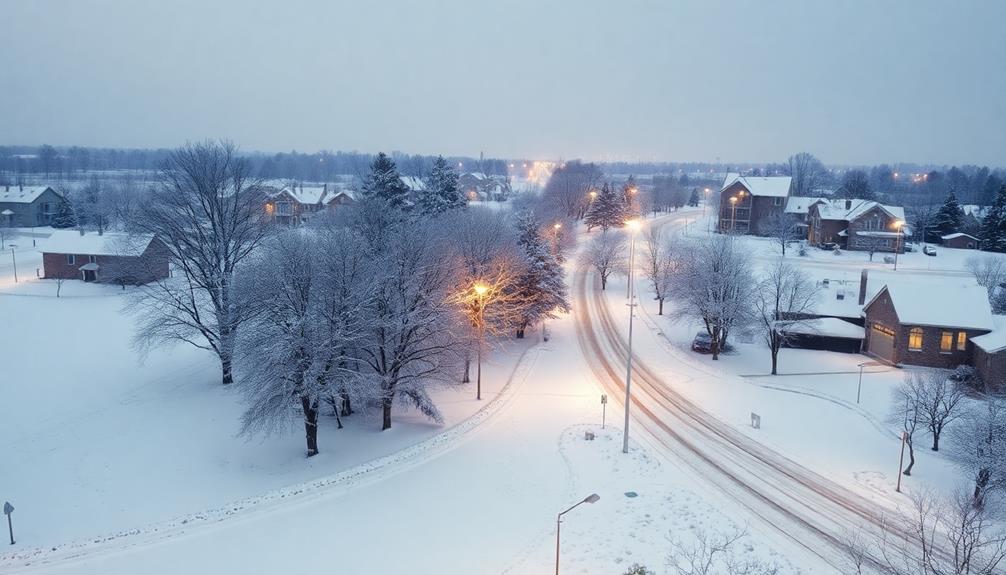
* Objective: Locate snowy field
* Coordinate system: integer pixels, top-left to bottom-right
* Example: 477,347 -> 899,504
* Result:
1,215 -> 999,573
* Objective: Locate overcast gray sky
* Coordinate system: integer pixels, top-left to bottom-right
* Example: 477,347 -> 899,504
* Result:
2,0 -> 1004,166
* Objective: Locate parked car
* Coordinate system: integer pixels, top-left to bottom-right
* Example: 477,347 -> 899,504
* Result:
904,244 -> 915,253
691,331 -> 713,353
819,242 -> 838,251
923,245 -> 937,256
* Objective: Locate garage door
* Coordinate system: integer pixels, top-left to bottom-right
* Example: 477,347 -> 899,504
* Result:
869,323 -> 895,363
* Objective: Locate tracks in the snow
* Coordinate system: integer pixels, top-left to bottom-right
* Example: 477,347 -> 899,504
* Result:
572,223 -> 921,572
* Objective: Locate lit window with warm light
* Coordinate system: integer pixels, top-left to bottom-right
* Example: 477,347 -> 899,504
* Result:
908,328 -> 923,351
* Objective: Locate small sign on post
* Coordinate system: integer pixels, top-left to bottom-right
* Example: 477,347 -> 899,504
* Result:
750,413 -> 761,429
601,394 -> 608,429
3,501 -> 13,545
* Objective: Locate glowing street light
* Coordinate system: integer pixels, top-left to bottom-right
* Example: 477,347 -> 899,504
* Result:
892,220 -> 906,271
622,219 -> 641,454
555,494 -> 600,575
729,196 -> 739,233
473,282 -> 489,400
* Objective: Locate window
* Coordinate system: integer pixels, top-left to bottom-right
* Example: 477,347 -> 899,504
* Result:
957,331 -> 967,351
66,254 -> 75,265
940,331 -> 953,353
773,197 -> 783,206
88,255 -> 96,264
277,202 -> 292,216
908,327 -> 923,351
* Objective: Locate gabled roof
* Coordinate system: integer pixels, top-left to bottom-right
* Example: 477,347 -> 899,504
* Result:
863,280 -> 994,331
941,232 -> 979,241
720,173 -> 792,198
0,185 -> 58,204
785,196 -> 828,215
43,230 -> 158,257
811,198 -> 905,223
972,316 -> 1006,353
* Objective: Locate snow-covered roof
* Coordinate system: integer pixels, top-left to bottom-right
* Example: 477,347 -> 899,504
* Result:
42,230 -> 158,257
972,316 -> 1006,353
0,185 -> 57,204
812,199 -> 905,223
865,279 -> 995,331
962,205 -> 987,218
941,233 -> 978,241
784,197 -> 827,215
400,176 -> 427,191
781,317 -> 865,339
720,173 -> 792,198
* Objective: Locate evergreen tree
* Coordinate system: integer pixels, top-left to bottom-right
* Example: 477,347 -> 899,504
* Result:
512,212 -> 570,338
980,184 -> 1006,252
418,156 -> 465,216
51,196 -> 77,229
933,191 -> 965,236
361,152 -> 411,209
585,183 -> 626,231
687,188 -> 700,207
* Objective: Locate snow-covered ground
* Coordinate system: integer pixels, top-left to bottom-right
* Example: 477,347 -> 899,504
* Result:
1,215 -> 995,574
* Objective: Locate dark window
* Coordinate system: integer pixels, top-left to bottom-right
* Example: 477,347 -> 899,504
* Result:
88,255 -> 96,264
66,254 -> 75,265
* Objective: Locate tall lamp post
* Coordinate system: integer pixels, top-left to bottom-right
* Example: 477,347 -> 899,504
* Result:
552,222 -> 562,258
9,244 -> 17,283
623,219 -> 641,454
704,188 -> 712,233
473,283 -> 488,400
729,196 -> 738,233
892,220 -> 905,271
555,493 -> 600,575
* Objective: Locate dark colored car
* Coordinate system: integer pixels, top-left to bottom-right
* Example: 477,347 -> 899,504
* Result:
819,242 -> 838,251
691,331 -> 713,353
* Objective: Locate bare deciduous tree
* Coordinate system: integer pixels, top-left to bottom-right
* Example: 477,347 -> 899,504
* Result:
669,236 -> 755,360
666,526 -> 781,575
786,152 -> 828,197
907,370 -> 967,452
753,258 -> 818,374
889,379 -> 925,476
133,141 -> 269,384
965,255 -> 1006,312
949,397 -> 1006,508
581,230 -> 626,291
642,227 -> 674,315
765,212 -> 802,257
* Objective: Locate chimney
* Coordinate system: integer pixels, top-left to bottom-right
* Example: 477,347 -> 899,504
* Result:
845,199 -> 852,210
858,269 -> 869,305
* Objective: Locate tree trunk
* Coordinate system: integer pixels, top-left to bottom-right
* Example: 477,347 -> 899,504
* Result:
339,389 -> 353,417
711,326 -> 720,361
658,298 -> 664,315
462,356 -> 471,383
931,430 -> 940,451
770,346 -> 779,375
301,396 -> 319,457
903,436 -> 915,475
516,323 -> 526,339
600,275 -> 607,290
221,354 -> 234,385
382,397 -> 393,431
974,468 -> 991,509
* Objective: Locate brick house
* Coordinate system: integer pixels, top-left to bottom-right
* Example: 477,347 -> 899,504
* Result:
263,184 -> 355,225
807,199 -> 907,252
0,185 -> 63,227
716,174 -> 792,235
42,230 -> 169,284
861,281 -> 994,368
941,233 -> 979,250
971,318 -> 1006,391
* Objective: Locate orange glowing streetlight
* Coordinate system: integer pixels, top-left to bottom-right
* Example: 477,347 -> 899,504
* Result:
473,282 -> 489,399
621,218 -> 642,454
729,196 -> 739,232
892,220 -> 906,270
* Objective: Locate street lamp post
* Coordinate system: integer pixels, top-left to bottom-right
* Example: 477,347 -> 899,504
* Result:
474,283 -> 488,400
893,220 -> 905,271
704,188 -> 712,233
552,222 -> 562,258
555,493 -> 600,575
623,219 -> 641,454
729,197 -> 738,233
9,245 -> 17,283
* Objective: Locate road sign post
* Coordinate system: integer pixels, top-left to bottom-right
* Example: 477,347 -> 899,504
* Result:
601,394 -> 607,429
4,501 -> 13,545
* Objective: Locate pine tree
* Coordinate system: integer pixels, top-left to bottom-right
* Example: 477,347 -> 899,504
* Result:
52,196 -> 77,228
418,156 -> 465,216
687,188 -> 700,207
933,192 -> 965,236
512,212 -> 570,338
980,184 -> 1006,252
362,152 -> 411,209
585,183 -> 626,231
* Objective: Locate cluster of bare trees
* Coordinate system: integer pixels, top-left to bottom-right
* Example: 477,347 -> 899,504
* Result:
131,142 -> 570,456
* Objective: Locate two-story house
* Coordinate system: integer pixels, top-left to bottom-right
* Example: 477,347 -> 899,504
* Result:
716,174 -> 792,235
807,199 -> 906,252
0,185 -> 63,227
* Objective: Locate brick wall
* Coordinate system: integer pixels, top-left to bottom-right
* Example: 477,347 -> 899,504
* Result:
863,289 -> 988,368
42,241 -> 169,284
974,347 -> 1006,391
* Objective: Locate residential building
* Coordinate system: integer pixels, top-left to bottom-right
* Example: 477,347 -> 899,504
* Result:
861,280 -> 994,368
0,185 -> 63,227
716,173 -> 792,235
807,199 -> 907,252
263,183 -> 355,225
42,230 -> 170,284
971,317 -> 1006,391
941,233 -> 979,250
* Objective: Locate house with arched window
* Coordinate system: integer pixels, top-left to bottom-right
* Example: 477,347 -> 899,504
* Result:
807,199 -> 907,252
861,280 -> 994,368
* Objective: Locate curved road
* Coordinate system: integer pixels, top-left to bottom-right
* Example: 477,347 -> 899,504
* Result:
573,213 -> 920,572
